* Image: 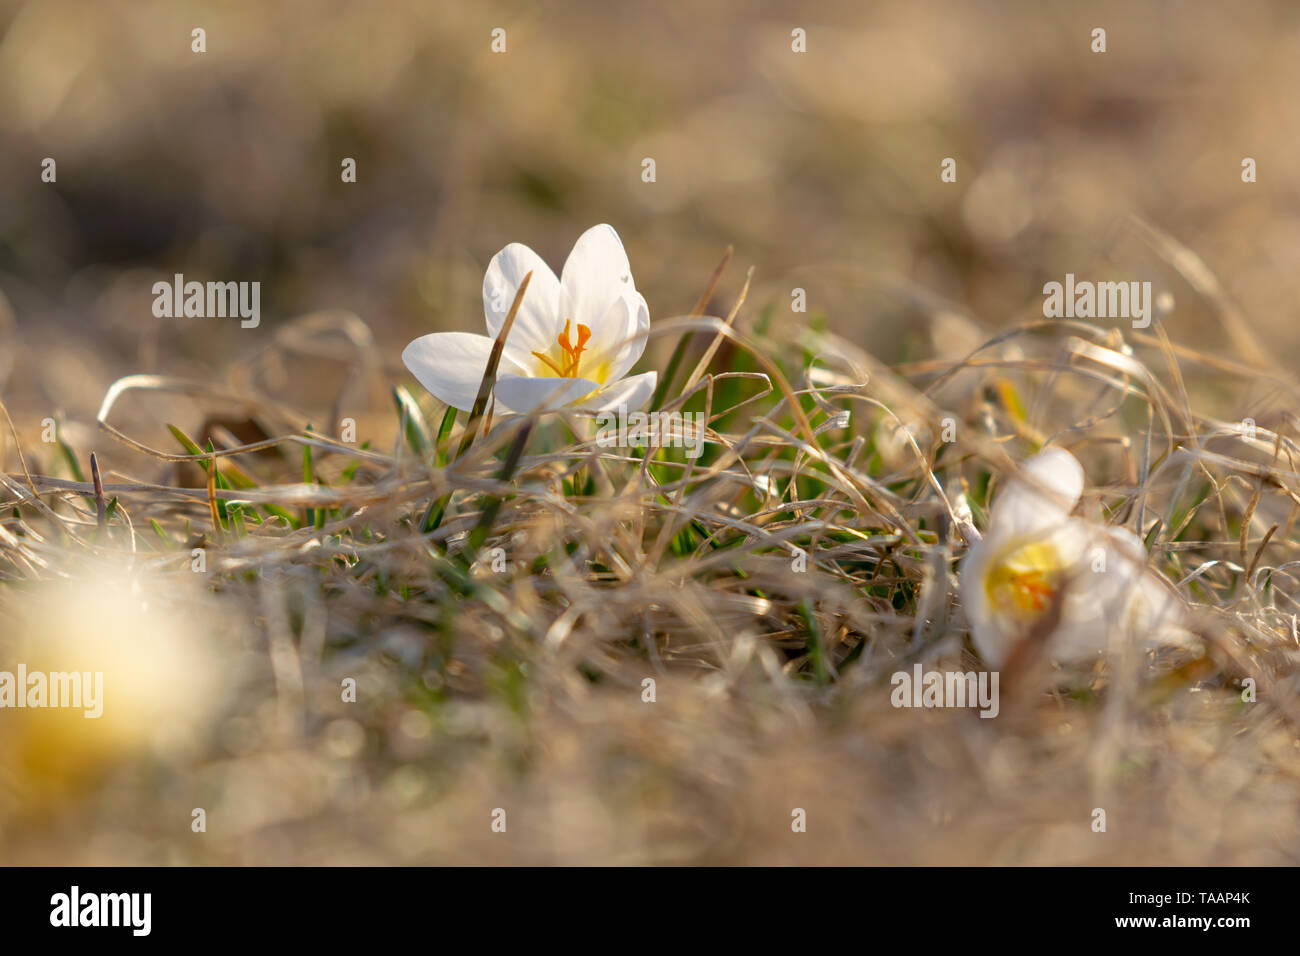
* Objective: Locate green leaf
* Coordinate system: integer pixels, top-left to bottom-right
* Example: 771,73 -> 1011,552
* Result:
167,424 -> 208,473
393,385 -> 434,457
56,434 -> 86,483
434,406 -> 457,468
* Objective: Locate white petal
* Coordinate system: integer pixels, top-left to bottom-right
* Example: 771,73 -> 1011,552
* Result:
1130,573 -> 1184,637
1130,576 -> 1196,655
1103,527 -> 1186,642
560,224 -> 637,332
990,446 -> 1085,538
567,291 -> 650,385
958,540 -> 1005,667
492,374 -> 600,415
482,242 -> 563,356
1045,524 -> 1182,663
601,291 -> 651,384
574,371 -> 658,413
402,332 -> 526,412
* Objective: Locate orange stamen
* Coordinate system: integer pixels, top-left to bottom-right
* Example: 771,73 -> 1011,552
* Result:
532,320 -> 593,378
1011,569 -> 1054,611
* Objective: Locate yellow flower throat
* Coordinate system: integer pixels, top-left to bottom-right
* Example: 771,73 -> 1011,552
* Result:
985,540 -> 1061,616
533,320 -> 592,378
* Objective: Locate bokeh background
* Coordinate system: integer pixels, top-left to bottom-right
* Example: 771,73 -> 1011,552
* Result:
3,0 -> 1300,864
4,0 -> 1300,429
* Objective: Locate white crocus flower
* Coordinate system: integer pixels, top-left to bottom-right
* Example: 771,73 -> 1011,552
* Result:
402,224 -> 655,415
960,447 -> 1187,669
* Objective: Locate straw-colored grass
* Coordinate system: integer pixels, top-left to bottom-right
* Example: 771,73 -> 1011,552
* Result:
2,217 -> 1298,864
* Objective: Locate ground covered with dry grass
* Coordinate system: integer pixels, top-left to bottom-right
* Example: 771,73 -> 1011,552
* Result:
3,0 -> 1300,864
3,230 -> 1300,864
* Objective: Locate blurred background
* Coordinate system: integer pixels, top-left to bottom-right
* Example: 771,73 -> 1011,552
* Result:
3,0 -> 1300,865
3,0 -> 1299,433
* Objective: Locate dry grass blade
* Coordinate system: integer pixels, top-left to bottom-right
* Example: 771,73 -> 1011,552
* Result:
0,396 -> 36,497
206,449 -> 222,545
458,270 -> 533,459
89,452 -> 106,529
651,245 -> 733,409
683,265 -> 753,393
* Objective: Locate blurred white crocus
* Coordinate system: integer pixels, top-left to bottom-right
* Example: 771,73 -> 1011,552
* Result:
960,447 -> 1187,668
403,224 -> 656,415
1,562 -> 231,801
